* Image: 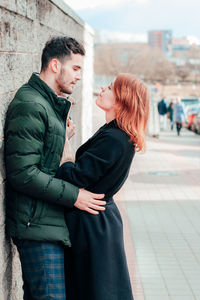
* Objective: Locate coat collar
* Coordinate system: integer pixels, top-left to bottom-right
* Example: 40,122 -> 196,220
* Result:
28,73 -> 71,120
105,119 -> 118,128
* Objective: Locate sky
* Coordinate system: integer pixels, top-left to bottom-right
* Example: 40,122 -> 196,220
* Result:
64,0 -> 200,44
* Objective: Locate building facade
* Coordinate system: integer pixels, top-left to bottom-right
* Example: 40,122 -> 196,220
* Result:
148,30 -> 172,54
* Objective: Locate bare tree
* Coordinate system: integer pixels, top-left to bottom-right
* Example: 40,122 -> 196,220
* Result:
94,44 -> 124,76
126,48 -> 175,84
94,44 -> 175,84
189,46 -> 200,84
176,66 -> 190,82
153,53 -> 175,84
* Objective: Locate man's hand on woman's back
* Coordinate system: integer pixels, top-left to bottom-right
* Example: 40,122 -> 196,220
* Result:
75,189 -> 106,215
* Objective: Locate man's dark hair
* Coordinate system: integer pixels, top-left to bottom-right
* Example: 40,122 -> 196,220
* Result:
41,36 -> 85,71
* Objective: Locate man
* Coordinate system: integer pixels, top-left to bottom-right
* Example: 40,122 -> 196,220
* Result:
173,97 -> 186,136
4,36 -> 105,299
157,97 -> 167,131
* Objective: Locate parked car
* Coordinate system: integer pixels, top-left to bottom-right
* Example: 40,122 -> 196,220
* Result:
191,112 -> 200,134
185,104 -> 200,131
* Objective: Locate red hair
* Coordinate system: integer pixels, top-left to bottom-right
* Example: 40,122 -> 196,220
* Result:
114,73 -> 149,152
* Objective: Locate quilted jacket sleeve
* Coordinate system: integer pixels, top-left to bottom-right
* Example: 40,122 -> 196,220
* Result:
4,100 -> 78,208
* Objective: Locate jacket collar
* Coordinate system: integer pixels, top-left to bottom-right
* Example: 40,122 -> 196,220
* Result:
28,73 -> 71,120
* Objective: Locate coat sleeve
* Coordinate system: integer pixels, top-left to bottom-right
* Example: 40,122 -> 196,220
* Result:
56,131 -> 124,188
4,101 -> 78,208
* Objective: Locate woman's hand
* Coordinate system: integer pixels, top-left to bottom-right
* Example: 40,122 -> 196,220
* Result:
59,118 -> 76,166
60,139 -> 75,166
66,118 -> 75,140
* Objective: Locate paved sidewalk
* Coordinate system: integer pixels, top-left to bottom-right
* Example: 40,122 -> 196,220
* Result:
116,129 -> 200,300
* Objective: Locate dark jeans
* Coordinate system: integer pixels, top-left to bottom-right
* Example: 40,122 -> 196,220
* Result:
13,238 -> 66,300
176,122 -> 182,135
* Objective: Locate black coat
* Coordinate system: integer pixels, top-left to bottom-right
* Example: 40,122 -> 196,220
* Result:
57,119 -> 135,300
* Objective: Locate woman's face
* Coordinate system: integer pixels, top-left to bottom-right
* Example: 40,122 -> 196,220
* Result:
96,83 -> 116,112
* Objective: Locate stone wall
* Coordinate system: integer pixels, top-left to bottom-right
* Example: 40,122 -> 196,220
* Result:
0,1 -> 94,298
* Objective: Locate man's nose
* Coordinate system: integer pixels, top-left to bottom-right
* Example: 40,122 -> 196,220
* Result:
75,71 -> 81,81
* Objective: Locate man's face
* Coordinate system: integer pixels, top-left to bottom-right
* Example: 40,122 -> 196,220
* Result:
56,53 -> 83,95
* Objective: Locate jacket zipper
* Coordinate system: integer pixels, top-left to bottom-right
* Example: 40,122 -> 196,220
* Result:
26,203 -> 36,227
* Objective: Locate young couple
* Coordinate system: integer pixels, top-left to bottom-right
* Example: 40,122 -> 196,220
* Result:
4,36 -> 149,300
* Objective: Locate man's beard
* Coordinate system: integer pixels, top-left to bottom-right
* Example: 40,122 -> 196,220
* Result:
57,69 -> 73,95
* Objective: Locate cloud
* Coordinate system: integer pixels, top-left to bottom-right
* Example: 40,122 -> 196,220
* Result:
65,0 -> 200,39
96,29 -> 147,43
135,0 -> 149,4
64,0 -> 129,10
187,36 -> 200,45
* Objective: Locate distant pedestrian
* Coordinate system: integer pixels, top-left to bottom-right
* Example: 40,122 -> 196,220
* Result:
157,97 -> 167,130
167,101 -> 174,130
173,97 -> 186,136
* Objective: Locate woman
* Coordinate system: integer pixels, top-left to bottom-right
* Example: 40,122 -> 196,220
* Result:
173,97 -> 186,136
56,73 -> 149,300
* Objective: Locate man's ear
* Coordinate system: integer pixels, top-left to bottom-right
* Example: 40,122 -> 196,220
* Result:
49,58 -> 60,73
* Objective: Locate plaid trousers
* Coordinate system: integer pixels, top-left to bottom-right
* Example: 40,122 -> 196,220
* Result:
13,239 -> 66,300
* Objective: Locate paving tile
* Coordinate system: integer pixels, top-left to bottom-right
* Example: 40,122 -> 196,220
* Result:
143,288 -> 169,296
118,129 -> 200,300
169,296 -> 196,300
145,296 -> 171,300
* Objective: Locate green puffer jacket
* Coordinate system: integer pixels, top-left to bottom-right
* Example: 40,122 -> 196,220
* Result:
4,73 -> 79,246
